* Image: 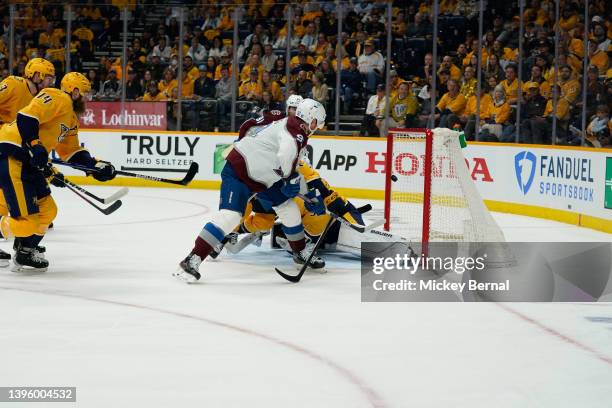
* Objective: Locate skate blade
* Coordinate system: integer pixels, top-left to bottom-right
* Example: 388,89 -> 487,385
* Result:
172,269 -> 199,284
10,262 -> 47,274
0,259 -> 10,268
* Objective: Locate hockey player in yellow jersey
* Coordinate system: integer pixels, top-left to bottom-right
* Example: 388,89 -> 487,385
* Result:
0,58 -> 55,263
0,58 -> 56,125
245,160 -> 364,236
0,72 -> 116,272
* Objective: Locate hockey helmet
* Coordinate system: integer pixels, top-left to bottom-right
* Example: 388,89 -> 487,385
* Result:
286,94 -> 303,114
61,72 -> 92,96
296,98 -> 326,131
25,58 -> 55,80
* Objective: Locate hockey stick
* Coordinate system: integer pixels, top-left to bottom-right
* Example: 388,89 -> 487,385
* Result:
115,161 -> 199,186
57,177 -> 123,215
275,216 -> 336,283
52,159 -> 199,186
62,178 -> 128,204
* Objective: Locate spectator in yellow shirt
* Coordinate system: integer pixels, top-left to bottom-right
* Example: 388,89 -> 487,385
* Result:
500,64 -> 519,104
438,55 -> 462,81
558,6 -> 578,32
523,85 -> 570,144
175,70 -> 195,99
260,71 -> 283,102
214,52 -> 233,81
388,82 -> 420,128
463,39 -> 489,68
558,64 -> 581,104
587,41 -> 609,74
313,33 -> 331,58
436,79 -> 467,128
461,85 -> 493,140
480,85 -> 512,140
460,66 -> 477,98
38,23 -> 61,48
183,55 -> 200,82
140,81 -> 167,101
523,64 -> 551,98
290,44 -> 315,68
158,69 -> 177,99
389,70 -> 407,98
239,69 -> 263,102
240,54 -> 264,82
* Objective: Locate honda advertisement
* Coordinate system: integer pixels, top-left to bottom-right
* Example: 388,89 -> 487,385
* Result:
69,130 -> 611,231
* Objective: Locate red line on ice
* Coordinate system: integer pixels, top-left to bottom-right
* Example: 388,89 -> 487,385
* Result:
496,303 -> 612,366
0,286 -> 388,408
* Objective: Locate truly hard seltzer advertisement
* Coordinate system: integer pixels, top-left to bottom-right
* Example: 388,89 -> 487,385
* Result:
361,242 -> 612,302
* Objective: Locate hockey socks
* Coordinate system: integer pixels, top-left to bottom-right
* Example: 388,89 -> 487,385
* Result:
193,222 -> 227,259
282,224 -> 306,252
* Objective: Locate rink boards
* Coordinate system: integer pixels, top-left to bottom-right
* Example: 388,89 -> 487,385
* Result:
60,130 -> 612,234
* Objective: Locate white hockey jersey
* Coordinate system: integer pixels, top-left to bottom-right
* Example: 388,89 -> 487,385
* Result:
227,115 -> 309,191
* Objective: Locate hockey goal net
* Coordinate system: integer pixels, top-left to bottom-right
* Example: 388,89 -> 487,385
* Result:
384,128 -> 505,250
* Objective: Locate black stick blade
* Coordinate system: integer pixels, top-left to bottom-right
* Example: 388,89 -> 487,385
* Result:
275,267 -> 303,283
101,200 -> 123,215
180,162 -> 199,185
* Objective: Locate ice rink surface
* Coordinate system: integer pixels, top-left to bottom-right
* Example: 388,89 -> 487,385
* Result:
1,186 -> 611,408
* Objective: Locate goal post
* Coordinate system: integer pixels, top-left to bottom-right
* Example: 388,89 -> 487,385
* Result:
384,127 -> 506,254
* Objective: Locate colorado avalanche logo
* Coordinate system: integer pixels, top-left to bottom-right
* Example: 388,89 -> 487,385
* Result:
514,151 -> 537,195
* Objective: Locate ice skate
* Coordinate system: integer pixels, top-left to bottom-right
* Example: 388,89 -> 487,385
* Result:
0,248 -> 10,267
11,247 -> 49,273
174,253 -> 202,283
293,246 -> 326,273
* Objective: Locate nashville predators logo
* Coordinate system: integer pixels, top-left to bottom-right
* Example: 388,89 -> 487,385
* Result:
58,123 -> 70,142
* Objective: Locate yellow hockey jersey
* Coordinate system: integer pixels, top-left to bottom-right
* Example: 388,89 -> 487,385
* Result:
0,88 -> 86,161
0,76 -> 35,124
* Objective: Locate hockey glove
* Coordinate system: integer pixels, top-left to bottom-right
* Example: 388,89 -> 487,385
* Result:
28,141 -> 49,170
304,191 -> 325,215
42,165 -> 66,188
92,160 -> 116,182
280,172 -> 301,199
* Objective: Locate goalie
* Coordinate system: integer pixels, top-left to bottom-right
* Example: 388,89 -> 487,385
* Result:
218,159 -> 408,260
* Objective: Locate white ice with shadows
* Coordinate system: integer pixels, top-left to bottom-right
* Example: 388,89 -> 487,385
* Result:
0,187 -> 610,408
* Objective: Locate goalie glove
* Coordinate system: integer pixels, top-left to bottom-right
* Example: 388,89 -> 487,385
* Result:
325,191 -> 365,226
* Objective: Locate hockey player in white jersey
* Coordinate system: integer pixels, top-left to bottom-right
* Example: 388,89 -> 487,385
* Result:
239,94 -> 302,139
174,98 -> 326,283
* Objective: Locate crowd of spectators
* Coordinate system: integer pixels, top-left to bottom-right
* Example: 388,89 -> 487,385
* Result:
0,1 -> 610,146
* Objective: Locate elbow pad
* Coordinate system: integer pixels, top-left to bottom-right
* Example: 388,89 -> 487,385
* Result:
16,113 -> 40,145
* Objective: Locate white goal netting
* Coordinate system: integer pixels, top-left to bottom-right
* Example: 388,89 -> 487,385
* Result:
386,128 -> 506,243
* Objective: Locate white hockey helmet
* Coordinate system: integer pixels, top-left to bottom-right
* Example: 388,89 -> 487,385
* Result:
296,98 -> 326,132
286,94 -> 303,114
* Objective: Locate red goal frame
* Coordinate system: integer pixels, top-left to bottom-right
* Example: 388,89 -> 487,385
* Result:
384,128 -> 433,256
